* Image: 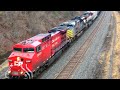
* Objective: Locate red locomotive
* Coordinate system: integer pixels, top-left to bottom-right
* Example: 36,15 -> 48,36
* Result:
6,11 -> 100,79
6,26 -> 68,79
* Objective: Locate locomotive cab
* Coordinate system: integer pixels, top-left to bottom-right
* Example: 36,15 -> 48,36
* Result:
7,45 -> 37,79
6,33 -> 52,79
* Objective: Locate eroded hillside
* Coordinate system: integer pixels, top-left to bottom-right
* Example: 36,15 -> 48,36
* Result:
0,11 -> 83,64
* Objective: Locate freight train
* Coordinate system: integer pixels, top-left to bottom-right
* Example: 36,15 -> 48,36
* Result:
5,11 -> 101,79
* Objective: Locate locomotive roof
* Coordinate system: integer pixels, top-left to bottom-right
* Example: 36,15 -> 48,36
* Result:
50,31 -> 60,36
14,33 -> 50,47
71,16 -> 83,21
29,33 -> 50,41
60,20 -> 76,26
51,26 -> 66,31
48,26 -> 68,33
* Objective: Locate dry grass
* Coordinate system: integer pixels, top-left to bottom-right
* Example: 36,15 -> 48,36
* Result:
99,12 -> 115,79
0,11 -> 84,71
103,51 -> 111,79
112,11 -> 120,79
100,45 -> 112,79
0,11 -> 83,58
100,11 -> 120,79
0,60 -> 8,72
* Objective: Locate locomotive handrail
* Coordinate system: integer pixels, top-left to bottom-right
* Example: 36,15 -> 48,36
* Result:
5,67 -> 11,79
26,64 -> 33,79
20,65 -> 30,79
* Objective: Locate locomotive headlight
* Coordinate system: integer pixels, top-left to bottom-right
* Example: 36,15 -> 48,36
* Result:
26,60 -> 31,63
20,71 -> 24,74
17,57 -> 21,61
8,70 -> 11,74
8,59 -> 12,62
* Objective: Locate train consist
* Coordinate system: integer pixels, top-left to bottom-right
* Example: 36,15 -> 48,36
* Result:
5,11 -> 101,79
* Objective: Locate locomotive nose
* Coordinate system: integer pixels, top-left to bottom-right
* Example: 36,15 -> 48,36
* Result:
9,67 -> 25,77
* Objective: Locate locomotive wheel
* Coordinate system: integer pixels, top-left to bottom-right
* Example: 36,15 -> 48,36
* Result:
4,77 -> 9,79
24,73 -> 30,79
24,72 -> 33,79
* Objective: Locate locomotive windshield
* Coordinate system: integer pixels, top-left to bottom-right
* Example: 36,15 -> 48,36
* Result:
67,24 -> 74,27
23,48 -> 34,52
13,48 -> 22,52
83,13 -> 89,17
60,23 -> 74,27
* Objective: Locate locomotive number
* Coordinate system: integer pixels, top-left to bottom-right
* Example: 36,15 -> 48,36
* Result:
14,61 -> 23,66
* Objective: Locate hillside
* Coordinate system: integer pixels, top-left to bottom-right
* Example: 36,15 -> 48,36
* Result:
0,11 -> 83,64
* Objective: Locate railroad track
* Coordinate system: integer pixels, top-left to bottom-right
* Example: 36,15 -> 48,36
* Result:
54,11 -> 107,79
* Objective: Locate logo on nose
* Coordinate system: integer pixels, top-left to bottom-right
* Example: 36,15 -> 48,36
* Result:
14,57 -> 23,66
17,57 -> 21,61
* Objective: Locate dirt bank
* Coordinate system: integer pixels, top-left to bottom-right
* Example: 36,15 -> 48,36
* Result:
0,11 -> 83,64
